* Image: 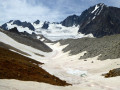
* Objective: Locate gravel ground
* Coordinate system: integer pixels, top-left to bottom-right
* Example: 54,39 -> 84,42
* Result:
59,34 -> 120,60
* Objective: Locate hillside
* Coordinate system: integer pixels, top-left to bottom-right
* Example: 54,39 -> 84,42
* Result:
59,34 -> 120,60
0,28 -> 52,52
0,46 -> 69,86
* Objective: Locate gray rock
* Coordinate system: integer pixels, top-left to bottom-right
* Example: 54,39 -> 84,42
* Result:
58,34 -> 120,60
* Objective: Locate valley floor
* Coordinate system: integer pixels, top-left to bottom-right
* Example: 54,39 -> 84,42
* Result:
0,31 -> 120,90
0,43 -> 120,90
41,43 -> 120,90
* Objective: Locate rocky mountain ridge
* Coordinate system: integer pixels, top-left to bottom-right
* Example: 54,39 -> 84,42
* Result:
1,3 -> 120,39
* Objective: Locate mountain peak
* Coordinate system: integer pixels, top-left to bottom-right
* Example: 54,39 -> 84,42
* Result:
1,20 -> 35,31
79,3 -> 120,37
8,20 -> 14,23
61,14 -> 79,27
90,3 -> 105,15
42,21 -> 49,29
61,3 -> 106,27
34,20 -> 40,24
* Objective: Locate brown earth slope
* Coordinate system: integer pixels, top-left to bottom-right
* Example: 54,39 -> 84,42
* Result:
0,47 -> 69,86
104,68 -> 120,78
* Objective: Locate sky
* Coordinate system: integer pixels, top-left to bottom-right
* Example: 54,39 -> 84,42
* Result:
0,0 -> 120,25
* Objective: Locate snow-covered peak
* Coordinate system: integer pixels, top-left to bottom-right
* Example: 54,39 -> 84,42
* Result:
6,22 -> 34,34
5,20 -> 35,31
33,20 -> 40,24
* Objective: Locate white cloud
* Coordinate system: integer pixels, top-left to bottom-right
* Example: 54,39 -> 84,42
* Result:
0,0 -> 64,24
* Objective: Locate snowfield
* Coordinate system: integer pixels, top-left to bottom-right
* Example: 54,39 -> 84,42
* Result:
0,31 -> 120,90
6,21 -> 94,41
0,31 -> 55,62
35,23 -> 94,41
0,79 -> 100,90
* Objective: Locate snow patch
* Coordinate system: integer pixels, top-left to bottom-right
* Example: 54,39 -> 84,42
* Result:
91,5 -> 99,13
66,68 -> 87,76
97,4 -> 104,15
40,38 -> 45,41
9,49 -> 27,56
37,36 -> 41,39
92,16 -> 96,20
0,31 -> 54,62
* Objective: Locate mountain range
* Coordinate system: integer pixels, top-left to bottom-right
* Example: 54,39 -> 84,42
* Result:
1,3 -> 120,40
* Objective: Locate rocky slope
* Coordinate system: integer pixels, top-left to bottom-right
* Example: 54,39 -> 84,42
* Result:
59,34 -> 120,60
0,28 -> 52,52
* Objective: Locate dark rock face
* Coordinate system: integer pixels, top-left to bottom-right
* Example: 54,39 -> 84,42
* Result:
78,3 -> 120,37
8,27 -> 37,39
1,20 -> 35,31
8,20 -> 13,23
20,31 -> 30,36
1,23 -> 8,30
42,21 -> 49,29
34,20 -> 40,24
62,3 -> 120,38
9,27 -> 20,34
20,31 -> 37,39
61,15 -> 80,27
61,3 -> 106,28
13,20 -> 35,31
21,21 -> 35,31
13,20 -> 22,26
